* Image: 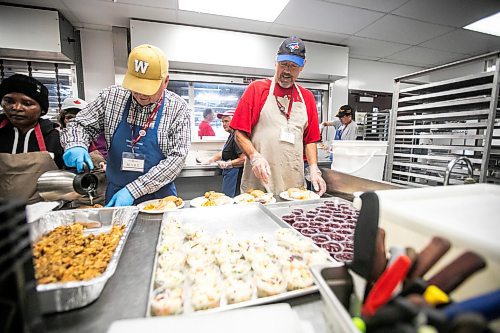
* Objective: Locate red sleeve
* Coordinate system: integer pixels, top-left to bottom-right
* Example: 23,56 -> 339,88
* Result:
299,86 -> 321,144
230,79 -> 271,135
198,121 -> 215,137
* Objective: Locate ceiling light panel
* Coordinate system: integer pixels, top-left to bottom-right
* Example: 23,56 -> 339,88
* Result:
178,0 -> 290,22
464,11 -> 500,37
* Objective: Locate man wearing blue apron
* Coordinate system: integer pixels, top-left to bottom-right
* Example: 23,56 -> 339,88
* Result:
61,44 -> 191,206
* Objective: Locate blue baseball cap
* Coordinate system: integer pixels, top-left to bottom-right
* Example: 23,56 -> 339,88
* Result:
276,36 -> 306,67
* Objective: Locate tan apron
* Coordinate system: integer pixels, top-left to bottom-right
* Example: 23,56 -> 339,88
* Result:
0,122 -> 59,204
241,78 -> 308,195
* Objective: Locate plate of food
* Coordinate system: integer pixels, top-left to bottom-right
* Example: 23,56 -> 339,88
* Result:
190,191 -> 234,208
138,196 -> 185,214
234,189 -> 276,205
279,187 -> 320,201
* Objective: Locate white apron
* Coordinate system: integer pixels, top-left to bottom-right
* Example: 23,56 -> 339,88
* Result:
241,78 -> 308,195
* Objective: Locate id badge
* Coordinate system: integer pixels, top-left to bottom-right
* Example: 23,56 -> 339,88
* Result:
280,127 -> 295,144
121,152 -> 145,172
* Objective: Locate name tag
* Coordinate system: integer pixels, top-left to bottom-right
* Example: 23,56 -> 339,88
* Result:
121,152 -> 145,172
280,127 -> 295,144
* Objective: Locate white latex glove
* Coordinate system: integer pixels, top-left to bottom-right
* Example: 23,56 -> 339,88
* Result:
309,163 -> 326,196
250,152 -> 271,184
216,160 -> 233,169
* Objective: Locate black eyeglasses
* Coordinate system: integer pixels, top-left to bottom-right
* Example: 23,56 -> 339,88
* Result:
278,61 -> 300,71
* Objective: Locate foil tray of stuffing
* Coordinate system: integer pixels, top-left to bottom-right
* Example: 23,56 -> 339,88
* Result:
30,206 -> 139,313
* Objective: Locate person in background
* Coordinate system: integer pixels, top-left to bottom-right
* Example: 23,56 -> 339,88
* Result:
59,97 -> 107,170
230,36 -> 326,196
201,110 -> 245,197
61,44 -> 191,207
198,108 -> 215,138
321,104 -> 358,140
0,74 -> 63,203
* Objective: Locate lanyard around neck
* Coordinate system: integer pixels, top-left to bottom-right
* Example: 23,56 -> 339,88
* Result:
274,84 -> 294,120
130,94 -> 164,148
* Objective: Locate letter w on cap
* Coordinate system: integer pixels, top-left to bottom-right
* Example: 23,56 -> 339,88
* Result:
134,59 -> 149,74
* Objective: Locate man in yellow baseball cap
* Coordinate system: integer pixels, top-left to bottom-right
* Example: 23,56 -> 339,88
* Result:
61,44 -> 191,207
122,44 -> 169,96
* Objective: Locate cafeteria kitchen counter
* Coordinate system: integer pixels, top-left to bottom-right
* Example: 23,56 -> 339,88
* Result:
175,156 -> 331,200
43,208 -> 331,333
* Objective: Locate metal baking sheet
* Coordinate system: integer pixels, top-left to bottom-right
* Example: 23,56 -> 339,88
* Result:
30,206 -> 139,313
265,197 -> 355,218
146,203 -> 340,316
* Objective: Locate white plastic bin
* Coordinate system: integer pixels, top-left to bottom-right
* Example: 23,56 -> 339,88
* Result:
374,184 -> 500,301
330,140 -> 388,181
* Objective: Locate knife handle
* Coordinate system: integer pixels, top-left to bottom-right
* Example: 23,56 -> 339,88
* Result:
362,255 -> 411,317
364,297 -> 420,330
405,247 -> 418,278
370,228 -> 387,282
427,251 -> 486,294
409,236 -> 451,280
449,313 -> 488,333
442,290 -> 500,321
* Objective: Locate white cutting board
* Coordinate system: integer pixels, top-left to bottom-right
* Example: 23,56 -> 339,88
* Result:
108,303 -> 311,333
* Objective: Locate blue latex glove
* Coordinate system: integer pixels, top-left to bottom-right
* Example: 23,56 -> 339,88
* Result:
105,187 -> 134,207
63,146 -> 94,173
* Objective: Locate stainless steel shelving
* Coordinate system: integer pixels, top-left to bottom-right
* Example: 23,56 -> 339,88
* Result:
385,51 -> 500,187
363,111 -> 390,141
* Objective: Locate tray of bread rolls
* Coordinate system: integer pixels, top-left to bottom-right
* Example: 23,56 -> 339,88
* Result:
146,203 -> 340,316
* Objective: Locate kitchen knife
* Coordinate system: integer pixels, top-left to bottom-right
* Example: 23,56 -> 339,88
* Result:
427,251 -> 486,294
362,255 -> 411,317
442,289 -> 500,321
449,313 -> 488,333
370,228 -> 387,282
388,245 -> 406,267
347,191 -> 380,316
405,247 -> 418,278
364,297 -> 420,330
409,236 -> 451,280
402,280 -> 450,306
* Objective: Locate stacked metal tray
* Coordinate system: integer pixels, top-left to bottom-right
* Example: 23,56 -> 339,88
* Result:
147,203 -> 339,316
30,206 -> 139,313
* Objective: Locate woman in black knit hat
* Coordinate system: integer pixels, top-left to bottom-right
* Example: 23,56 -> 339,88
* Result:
0,74 -> 63,203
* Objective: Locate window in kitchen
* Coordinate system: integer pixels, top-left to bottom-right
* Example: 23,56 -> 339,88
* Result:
0,59 -> 77,122
168,75 -> 328,141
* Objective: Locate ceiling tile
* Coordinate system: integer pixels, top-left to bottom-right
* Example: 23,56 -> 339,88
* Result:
114,0 -> 177,9
177,11 -> 272,35
323,0 -> 409,13
421,29 -> 500,55
343,35 -> 411,58
59,0 -> 178,27
276,0 -> 384,35
393,0 -> 500,27
267,24 -> 348,44
384,46 -> 469,67
350,55 -> 382,61
356,14 -> 454,45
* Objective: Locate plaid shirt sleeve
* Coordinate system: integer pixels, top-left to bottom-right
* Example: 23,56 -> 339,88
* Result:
126,92 -> 191,198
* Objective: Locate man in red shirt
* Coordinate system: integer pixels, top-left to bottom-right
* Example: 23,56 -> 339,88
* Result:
198,108 -> 215,138
230,36 -> 326,196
